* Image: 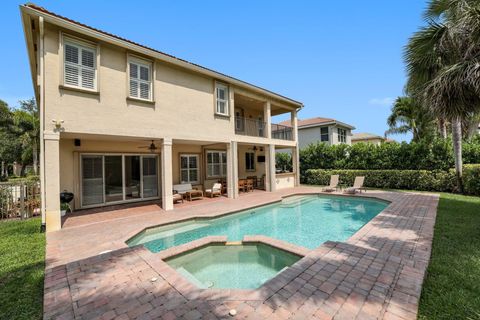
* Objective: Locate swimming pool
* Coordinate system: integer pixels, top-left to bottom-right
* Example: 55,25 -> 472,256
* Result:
127,194 -> 388,252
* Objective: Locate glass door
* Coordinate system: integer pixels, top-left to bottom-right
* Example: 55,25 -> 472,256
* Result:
104,156 -> 123,203
125,156 -> 141,200
81,155 -> 104,206
142,156 -> 158,198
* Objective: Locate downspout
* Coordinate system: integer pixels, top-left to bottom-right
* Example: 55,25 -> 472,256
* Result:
39,16 -> 46,232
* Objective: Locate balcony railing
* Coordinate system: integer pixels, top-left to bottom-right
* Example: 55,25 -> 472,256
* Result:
235,116 -> 266,137
271,123 -> 293,141
234,116 -> 294,141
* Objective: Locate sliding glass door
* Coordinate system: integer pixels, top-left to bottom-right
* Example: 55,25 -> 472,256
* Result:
81,154 -> 159,208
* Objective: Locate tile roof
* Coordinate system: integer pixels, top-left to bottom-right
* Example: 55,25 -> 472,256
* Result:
279,117 -> 354,129
351,132 -> 385,140
22,3 -> 302,106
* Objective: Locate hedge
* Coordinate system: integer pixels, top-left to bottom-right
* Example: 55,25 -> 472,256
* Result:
299,137 -> 480,173
304,164 -> 480,195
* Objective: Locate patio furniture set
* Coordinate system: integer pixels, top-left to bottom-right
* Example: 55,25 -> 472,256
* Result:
322,175 -> 366,194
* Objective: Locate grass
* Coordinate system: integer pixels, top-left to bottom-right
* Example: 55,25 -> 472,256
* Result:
418,193 -> 480,320
0,217 -> 45,320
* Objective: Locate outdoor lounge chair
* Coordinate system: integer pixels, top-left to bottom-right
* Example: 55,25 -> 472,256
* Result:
173,183 -> 203,201
343,176 -> 366,194
205,183 -> 222,198
322,175 -> 339,192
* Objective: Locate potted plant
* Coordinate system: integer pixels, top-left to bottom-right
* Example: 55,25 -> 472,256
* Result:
60,203 -> 69,217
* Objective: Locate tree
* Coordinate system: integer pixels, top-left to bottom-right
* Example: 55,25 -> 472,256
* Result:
13,98 -> 40,175
385,96 -> 435,142
404,0 -> 480,192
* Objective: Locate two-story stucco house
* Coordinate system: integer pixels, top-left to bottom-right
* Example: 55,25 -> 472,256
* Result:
279,117 -> 355,149
351,132 -> 386,145
20,4 -> 303,231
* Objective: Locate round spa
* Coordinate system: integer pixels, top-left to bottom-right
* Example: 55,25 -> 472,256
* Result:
164,243 -> 302,289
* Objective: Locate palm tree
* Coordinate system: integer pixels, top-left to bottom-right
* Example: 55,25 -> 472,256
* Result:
404,0 -> 480,192
385,96 -> 434,142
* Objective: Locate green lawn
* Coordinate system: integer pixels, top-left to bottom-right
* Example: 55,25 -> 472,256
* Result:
0,217 -> 45,320
418,193 -> 480,320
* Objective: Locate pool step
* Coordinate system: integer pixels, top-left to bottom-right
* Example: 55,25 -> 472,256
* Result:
280,196 -> 317,208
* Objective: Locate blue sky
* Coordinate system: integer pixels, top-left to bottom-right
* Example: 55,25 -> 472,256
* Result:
0,1 -> 426,141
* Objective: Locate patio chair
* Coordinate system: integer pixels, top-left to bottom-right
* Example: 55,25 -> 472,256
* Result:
246,179 -> 254,192
205,183 -> 222,198
238,179 -> 247,193
322,175 -> 339,192
173,193 -> 184,203
343,176 -> 366,194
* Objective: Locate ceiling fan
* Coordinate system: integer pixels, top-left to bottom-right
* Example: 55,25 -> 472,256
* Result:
138,140 -> 158,152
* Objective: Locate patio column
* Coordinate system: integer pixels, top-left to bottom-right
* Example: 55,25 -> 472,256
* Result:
161,138 -> 173,211
291,110 -> 300,186
265,144 -> 277,192
227,141 -> 239,199
263,101 -> 272,139
44,132 -> 61,232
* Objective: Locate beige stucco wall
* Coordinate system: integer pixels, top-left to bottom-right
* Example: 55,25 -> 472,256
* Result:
237,144 -> 266,179
351,138 -> 383,146
42,22 -> 297,147
275,173 -> 295,189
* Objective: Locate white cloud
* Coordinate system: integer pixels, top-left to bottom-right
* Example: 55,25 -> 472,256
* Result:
368,97 -> 394,106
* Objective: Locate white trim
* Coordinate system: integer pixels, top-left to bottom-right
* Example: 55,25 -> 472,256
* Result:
127,54 -> 154,101
214,82 -> 229,116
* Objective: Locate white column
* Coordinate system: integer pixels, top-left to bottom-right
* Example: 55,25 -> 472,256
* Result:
263,101 -> 272,139
291,110 -> 300,186
265,144 -> 277,192
44,132 -> 61,232
161,138 -> 173,211
226,141 -> 239,199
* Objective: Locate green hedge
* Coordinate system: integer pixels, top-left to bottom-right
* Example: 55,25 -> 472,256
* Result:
304,165 -> 480,195
300,136 -> 480,173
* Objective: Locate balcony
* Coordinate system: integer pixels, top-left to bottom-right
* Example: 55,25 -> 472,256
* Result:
235,116 -> 294,141
235,116 -> 266,137
271,123 -> 293,141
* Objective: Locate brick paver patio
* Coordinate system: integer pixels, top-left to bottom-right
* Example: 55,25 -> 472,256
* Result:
43,187 -> 438,319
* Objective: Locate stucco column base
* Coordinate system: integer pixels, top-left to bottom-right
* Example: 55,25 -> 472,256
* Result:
44,132 -> 61,232
265,144 -> 277,192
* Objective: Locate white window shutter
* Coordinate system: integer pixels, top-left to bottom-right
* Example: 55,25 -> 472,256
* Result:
129,60 -> 151,100
64,40 -> 97,90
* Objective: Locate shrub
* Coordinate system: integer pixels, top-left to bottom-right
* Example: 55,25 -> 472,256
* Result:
463,164 -> 480,196
300,137 -> 480,173
304,168 -> 463,193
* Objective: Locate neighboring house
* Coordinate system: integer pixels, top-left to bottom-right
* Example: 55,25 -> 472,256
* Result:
351,133 -> 386,145
20,4 -> 303,231
279,117 -> 355,149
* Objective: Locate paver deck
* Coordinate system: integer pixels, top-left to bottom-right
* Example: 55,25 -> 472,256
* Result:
44,187 -> 439,319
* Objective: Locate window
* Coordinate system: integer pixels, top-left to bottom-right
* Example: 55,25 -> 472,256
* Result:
215,83 -> 229,116
180,155 -> 199,184
206,150 -> 227,178
64,39 -> 97,90
320,127 -> 329,142
129,58 -> 152,100
338,128 -> 347,143
245,152 -> 255,171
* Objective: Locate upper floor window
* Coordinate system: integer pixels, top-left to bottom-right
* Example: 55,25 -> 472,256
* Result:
338,128 -> 347,143
64,39 -> 97,90
129,58 -> 152,101
215,83 -> 229,116
320,127 -> 329,142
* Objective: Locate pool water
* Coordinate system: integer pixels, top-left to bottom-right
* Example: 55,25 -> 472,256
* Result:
165,243 -> 301,289
128,195 -> 388,252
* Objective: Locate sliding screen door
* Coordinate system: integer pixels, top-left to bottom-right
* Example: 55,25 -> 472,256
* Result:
142,156 -> 158,198
104,156 -> 123,203
81,155 -> 104,206
125,156 -> 141,200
